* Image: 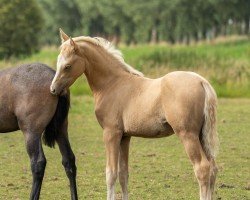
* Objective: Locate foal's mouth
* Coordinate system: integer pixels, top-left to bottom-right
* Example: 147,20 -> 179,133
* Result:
50,85 -> 67,96
50,85 -> 61,96
50,88 -> 58,95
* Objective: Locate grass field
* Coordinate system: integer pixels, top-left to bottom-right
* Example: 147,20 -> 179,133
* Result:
0,38 -> 249,199
0,97 -> 249,199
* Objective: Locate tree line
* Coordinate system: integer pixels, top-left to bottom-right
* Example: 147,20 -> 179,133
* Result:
0,0 -> 249,58
38,0 -> 250,45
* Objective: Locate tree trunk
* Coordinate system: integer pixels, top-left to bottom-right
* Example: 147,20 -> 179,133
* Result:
202,29 -> 207,40
214,26 -> 219,38
186,34 -> 190,45
168,34 -> 175,44
245,17 -> 250,35
194,31 -> 199,42
221,24 -> 227,36
151,27 -> 158,44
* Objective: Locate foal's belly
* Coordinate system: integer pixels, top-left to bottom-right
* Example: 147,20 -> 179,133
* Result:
123,118 -> 174,138
129,124 -> 174,138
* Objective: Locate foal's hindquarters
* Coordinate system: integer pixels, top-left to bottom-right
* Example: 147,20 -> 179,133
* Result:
161,72 -> 218,200
0,64 -> 77,200
102,72 -> 218,200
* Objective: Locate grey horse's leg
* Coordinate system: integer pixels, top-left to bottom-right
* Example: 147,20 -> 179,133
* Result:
56,120 -> 78,200
24,133 -> 46,200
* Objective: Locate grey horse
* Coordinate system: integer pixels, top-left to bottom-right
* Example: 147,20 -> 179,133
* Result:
0,63 -> 77,200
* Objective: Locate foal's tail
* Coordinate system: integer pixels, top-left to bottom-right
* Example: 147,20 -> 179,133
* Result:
43,93 -> 70,148
200,81 -> 219,159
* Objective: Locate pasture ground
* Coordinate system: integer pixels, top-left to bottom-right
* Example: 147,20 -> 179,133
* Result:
0,97 -> 249,199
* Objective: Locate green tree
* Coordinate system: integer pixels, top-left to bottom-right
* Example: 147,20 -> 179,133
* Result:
0,0 -> 44,59
37,0 -> 249,45
38,0 -> 81,44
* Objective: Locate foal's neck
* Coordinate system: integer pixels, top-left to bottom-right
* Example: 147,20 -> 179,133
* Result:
83,50 -> 129,94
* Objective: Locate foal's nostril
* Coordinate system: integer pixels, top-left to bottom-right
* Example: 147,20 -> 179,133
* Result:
50,88 -> 56,94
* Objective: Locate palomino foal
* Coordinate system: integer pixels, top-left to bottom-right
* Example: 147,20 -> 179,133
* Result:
51,29 -> 219,200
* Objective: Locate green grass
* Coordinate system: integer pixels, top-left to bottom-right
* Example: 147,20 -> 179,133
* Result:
0,97 -> 249,199
0,38 -> 250,97
0,38 -> 249,199
122,39 -> 250,68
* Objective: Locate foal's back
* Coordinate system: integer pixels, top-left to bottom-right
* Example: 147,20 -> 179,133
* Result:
0,63 -> 57,133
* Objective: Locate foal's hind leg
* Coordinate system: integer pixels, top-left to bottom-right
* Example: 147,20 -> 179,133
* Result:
24,132 -> 46,200
56,119 -> 78,200
178,132 -> 212,200
209,158 -> 218,199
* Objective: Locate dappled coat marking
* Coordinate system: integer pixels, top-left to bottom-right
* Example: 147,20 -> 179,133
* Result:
0,63 -> 77,200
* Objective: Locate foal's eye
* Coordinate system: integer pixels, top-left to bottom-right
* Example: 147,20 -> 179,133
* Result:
65,64 -> 71,71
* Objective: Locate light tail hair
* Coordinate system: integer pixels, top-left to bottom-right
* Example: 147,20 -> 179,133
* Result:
201,81 -> 219,158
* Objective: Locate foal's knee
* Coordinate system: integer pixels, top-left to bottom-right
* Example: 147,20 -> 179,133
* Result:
31,158 -> 47,179
106,168 -> 118,186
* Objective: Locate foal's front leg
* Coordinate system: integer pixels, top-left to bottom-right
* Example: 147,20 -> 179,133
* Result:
56,120 -> 78,200
104,129 -> 123,200
119,136 -> 131,200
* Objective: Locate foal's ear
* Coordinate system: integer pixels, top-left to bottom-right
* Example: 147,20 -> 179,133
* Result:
70,37 -> 78,53
59,28 -> 69,43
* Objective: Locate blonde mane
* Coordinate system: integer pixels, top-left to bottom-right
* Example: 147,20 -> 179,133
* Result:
74,36 -> 144,77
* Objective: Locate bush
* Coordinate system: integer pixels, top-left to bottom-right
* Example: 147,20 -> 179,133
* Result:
0,0 -> 44,59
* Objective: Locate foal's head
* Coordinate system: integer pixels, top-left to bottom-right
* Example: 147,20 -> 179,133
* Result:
50,29 -> 86,95
51,29 -> 143,95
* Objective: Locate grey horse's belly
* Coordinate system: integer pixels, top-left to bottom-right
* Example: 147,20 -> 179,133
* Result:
0,99 -> 19,133
0,76 -> 19,133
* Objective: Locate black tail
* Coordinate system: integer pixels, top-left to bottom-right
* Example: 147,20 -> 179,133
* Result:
43,93 -> 70,148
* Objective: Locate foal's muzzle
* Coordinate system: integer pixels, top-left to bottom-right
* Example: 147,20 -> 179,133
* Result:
50,84 -> 67,96
50,88 -> 56,95
50,85 -> 58,95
